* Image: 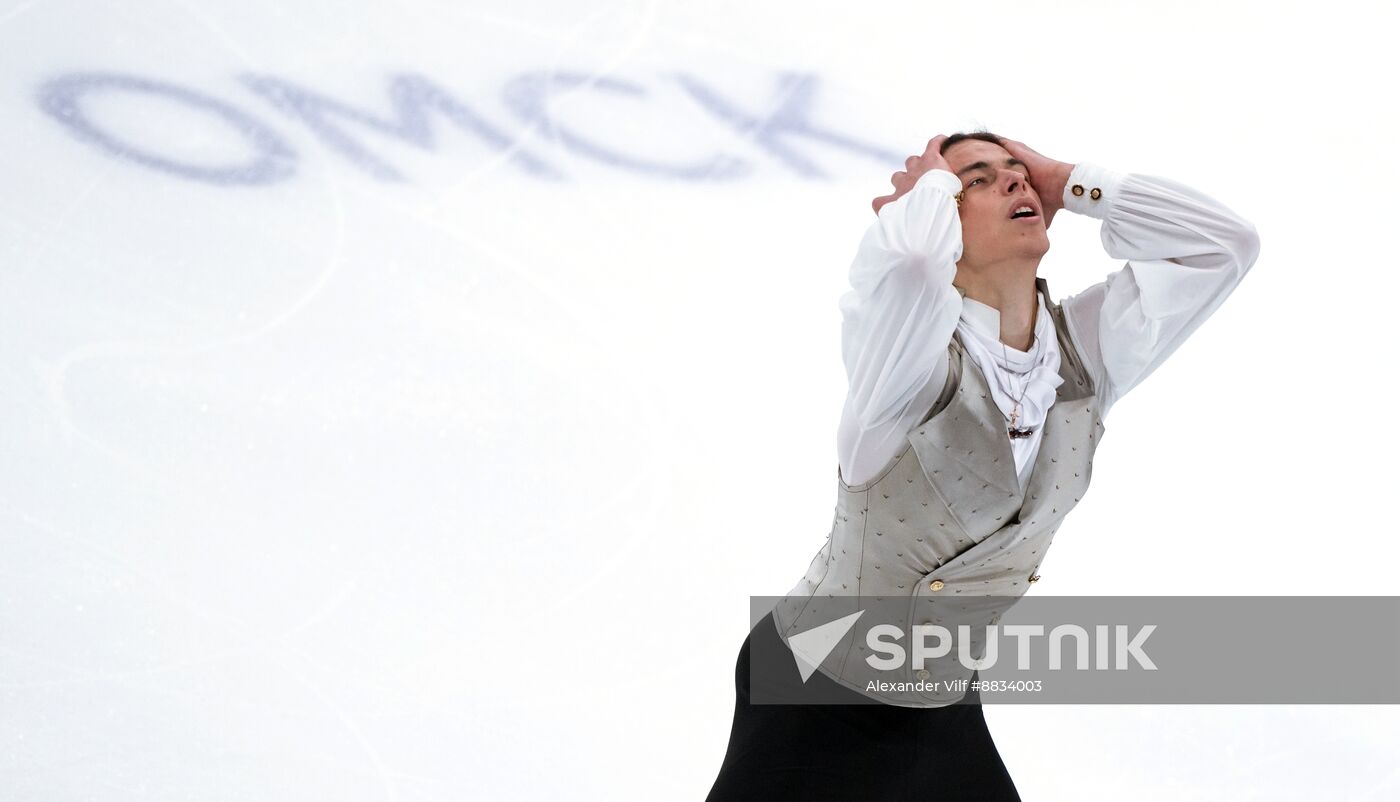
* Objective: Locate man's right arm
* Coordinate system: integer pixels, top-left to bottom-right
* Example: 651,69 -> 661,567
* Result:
837,168 -> 964,486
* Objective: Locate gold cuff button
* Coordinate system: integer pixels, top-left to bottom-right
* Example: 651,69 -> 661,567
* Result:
1070,184 -> 1084,196
929,579 -> 945,592
1089,187 -> 1102,200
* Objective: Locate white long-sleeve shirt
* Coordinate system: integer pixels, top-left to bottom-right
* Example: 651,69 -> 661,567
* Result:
837,162 -> 1261,488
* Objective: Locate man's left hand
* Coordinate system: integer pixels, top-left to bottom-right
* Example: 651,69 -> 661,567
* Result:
999,138 -> 1075,230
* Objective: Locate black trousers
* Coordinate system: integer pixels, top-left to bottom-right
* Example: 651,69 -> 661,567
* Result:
705,612 -> 1023,802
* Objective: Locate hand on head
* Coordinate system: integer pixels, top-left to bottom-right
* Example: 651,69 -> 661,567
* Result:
872,134 -> 954,216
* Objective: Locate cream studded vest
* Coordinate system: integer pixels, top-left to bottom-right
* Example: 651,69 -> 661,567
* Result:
770,278 -> 1107,707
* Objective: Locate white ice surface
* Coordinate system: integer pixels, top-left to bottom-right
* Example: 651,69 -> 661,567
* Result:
3,1 -> 1398,800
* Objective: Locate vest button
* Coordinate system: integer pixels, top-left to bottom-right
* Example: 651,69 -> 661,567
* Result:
929,580 -> 945,592
915,669 -> 931,681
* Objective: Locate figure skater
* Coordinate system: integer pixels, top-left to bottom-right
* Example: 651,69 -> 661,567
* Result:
705,130 -> 1261,801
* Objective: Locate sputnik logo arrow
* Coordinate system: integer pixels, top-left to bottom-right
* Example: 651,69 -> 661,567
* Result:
785,610 -> 864,682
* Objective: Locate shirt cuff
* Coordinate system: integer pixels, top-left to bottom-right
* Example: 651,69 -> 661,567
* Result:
1061,162 -> 1126,220
918,168 -> 963,197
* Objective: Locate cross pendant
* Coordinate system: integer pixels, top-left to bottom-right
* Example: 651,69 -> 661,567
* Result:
1008,405 -> 1032,439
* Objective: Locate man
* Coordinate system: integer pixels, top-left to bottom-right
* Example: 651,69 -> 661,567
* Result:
841,132 -> 1260,490
706,130 -> 1260,801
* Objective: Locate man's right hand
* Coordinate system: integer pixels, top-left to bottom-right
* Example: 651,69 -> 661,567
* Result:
871,135 -> 955,216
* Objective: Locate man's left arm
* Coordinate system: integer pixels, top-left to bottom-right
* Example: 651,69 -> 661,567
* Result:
1050,163 -> 1262,418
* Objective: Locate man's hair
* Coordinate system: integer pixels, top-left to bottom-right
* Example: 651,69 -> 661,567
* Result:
938,130 -> 1007,156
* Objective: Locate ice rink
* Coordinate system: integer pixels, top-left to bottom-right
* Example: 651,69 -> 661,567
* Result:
4,1 -> 1399,799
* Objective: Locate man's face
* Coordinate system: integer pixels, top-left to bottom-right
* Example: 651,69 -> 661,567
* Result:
942,139 -> 1050,267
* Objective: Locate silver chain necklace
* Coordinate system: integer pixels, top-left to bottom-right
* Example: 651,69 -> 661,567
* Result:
1000,320 -> 1045,440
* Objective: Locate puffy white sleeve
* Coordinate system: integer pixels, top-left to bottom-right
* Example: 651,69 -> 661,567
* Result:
1058,163 -> 1262,419
836,168 -> 965,486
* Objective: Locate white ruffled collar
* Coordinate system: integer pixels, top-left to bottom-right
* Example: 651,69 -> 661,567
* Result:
954,290 -> 1064,431
958,292 -> 1053,367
